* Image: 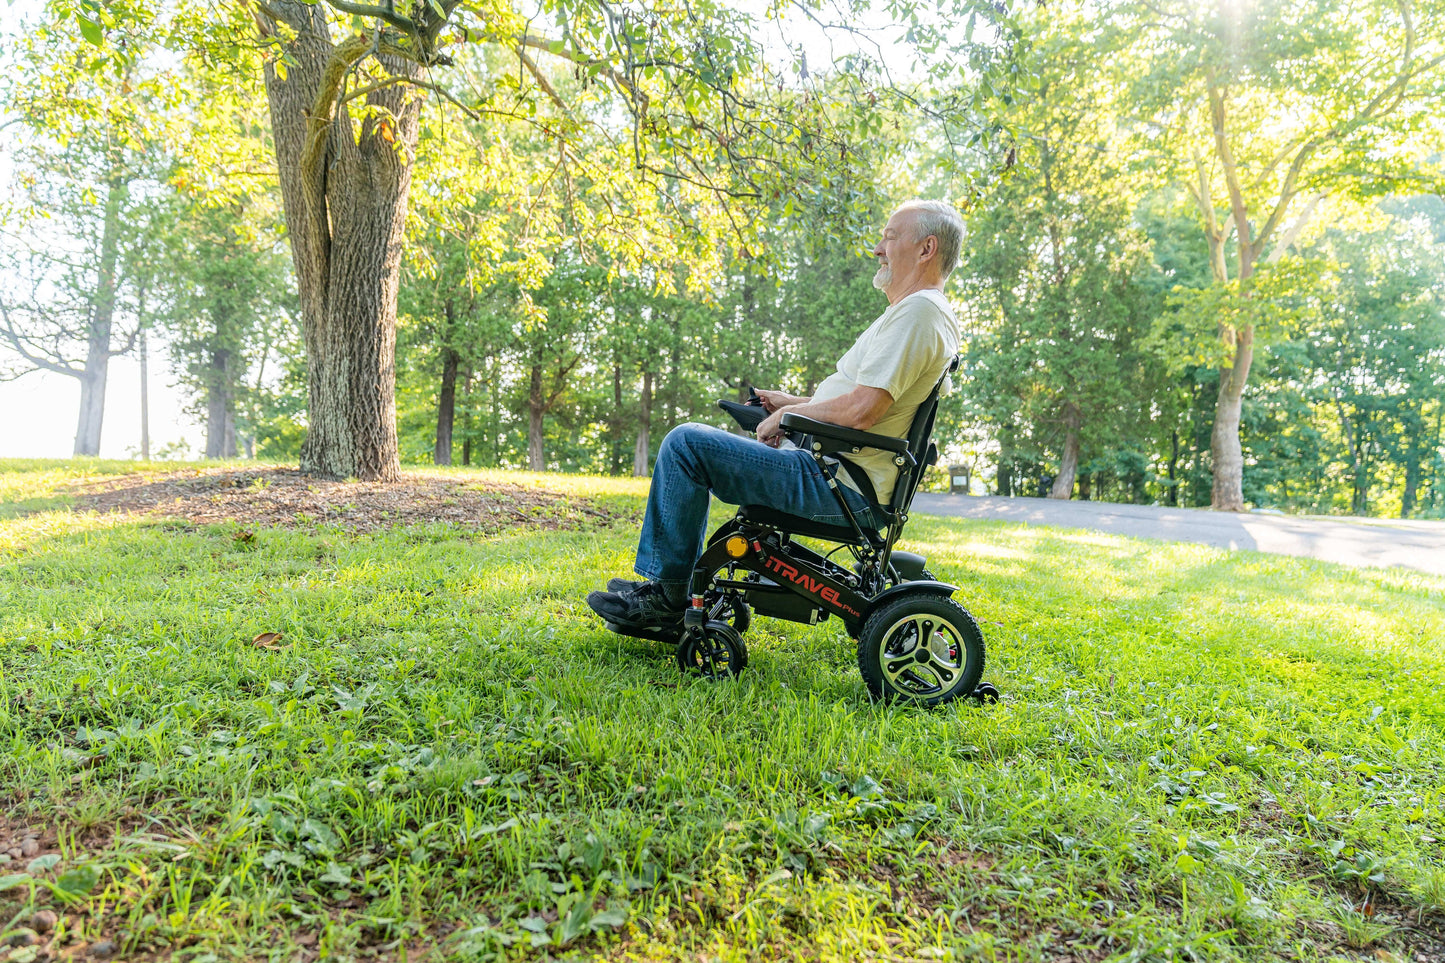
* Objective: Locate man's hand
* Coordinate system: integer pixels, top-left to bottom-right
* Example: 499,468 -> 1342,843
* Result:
755,389 -> 808,413
756,406 -> 791,447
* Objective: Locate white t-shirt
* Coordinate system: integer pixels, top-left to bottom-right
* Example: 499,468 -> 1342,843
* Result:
810,289 -> 959,504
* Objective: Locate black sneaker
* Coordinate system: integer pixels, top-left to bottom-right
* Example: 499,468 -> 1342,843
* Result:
586,581 -> 685,636
606,577 -> 643,593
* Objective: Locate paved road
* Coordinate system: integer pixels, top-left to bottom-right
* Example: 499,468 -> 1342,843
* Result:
911,494 -> 1445,576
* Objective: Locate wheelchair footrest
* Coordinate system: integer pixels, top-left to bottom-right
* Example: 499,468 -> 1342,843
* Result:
604,622 -> 683,645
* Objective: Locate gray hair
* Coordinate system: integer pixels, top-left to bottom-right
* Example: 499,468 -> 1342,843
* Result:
895,199 -> 965,279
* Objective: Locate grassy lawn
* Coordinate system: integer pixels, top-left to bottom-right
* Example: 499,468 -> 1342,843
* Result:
2,459 -> 1443,962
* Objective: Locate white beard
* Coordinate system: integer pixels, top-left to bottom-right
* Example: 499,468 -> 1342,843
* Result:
872,264 -> 892,290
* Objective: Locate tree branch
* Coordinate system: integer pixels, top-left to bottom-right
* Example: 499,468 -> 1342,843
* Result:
324,0 -> 414,33
0,295 -> 83,378
1205,68 -> 1254,277
518,48 -> 564,108
1264,193 -> 1324,265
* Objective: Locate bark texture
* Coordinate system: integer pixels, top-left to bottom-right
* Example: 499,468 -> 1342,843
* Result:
72,173 -> 128,456
139,327 -> 151,461
528,364 -> 546,471
1048,403 -> 1081,499
204,348 -> 239,459
260,2 -> 423,481
633,371 -> 653,477
434,301 -> 458,466
1210,333 -> 1254,511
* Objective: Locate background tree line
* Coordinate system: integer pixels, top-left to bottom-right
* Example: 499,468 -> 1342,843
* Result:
1,0 -> 1442,517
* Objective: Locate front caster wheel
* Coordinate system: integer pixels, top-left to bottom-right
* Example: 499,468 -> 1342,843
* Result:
857,595 -> 984,707
677,621 -> 747,678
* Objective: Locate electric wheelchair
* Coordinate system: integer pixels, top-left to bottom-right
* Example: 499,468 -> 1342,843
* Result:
607,358 -> 999,707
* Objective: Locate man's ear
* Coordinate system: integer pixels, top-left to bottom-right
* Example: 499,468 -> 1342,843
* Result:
920,235 -> 938,262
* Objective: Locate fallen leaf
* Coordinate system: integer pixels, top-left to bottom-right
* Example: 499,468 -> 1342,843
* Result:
253,632 -> 285,649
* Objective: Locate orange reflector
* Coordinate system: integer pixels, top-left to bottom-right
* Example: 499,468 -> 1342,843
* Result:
726,536 -> 749,558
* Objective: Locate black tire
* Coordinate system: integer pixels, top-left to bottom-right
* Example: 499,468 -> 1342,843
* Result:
677,621 -> 748,678
705,590 -> 751,636
857,595 -> 984,706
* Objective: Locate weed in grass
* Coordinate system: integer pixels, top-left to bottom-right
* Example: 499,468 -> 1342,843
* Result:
1331,901 -> 1395,948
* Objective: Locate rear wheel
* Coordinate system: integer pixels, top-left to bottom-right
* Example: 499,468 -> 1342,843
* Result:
857,595 -> 984,706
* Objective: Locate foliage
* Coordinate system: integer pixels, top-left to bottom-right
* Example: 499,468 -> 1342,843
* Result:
957,8 -> 1165,499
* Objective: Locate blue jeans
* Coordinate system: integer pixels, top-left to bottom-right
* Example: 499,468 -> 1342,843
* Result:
634,423 -> 883,595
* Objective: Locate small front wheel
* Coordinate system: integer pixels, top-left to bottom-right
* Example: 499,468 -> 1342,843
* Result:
857,595 -> 984,706
677,622 -> 747,678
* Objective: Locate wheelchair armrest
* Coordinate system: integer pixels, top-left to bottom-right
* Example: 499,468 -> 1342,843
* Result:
779,413 -> 911,457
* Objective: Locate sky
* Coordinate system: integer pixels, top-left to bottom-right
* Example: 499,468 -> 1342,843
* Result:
0,0 -> 915,461
0,352 -> 202,459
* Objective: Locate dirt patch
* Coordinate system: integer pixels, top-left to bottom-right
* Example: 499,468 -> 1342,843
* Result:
57,467 -> 632,535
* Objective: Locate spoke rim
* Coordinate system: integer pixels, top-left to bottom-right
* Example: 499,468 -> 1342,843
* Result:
878,612 -> 965,696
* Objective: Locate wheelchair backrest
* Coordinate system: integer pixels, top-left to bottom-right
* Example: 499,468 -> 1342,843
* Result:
891,354 -> 960,516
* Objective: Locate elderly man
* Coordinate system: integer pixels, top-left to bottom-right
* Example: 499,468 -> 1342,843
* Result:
588,199 -> 963,637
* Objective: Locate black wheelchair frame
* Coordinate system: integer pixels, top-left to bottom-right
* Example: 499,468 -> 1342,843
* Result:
670,358 -> 999,707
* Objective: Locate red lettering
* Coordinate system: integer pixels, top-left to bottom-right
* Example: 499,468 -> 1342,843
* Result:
761,556 -> 861,616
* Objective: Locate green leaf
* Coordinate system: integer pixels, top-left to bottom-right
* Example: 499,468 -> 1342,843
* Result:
318,862 -> 352,885
77,15 -> 103,47
590,908 -> 628,929
26,854 -> 61,874
0,873 -> 31,892
56,864 -> 100,895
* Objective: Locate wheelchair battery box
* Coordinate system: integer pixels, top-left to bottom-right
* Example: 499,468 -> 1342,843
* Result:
742,580 -> 827,625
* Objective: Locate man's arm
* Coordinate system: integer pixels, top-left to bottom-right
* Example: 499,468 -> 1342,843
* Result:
756,385 -> 893,448
754,388 -> 809,411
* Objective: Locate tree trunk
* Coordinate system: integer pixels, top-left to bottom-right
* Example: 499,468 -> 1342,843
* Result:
461,373 -> 472,467
611,363 -> 625,474
1402,423 -> 1422,518
1210,330 -> 1254,511
73,172 -> 127,457
74,373 -> 106,457
996,431 -> 1014,497
260,3 -> 423,481
139,326 -> 150,461
1166,429 -> 1179,507
1049,403 -> 1081,499
633,371 -> 653,477
488,357 -> 500,465
205,348 -> 237,459
528,363 -> 546,471
434,300 -> 458,466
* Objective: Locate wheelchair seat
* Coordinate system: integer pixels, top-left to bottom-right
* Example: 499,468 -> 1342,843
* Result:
736,503 -> 881,546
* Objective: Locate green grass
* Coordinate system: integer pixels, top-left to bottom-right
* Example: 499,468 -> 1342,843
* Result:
1,459 -> 1443,962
